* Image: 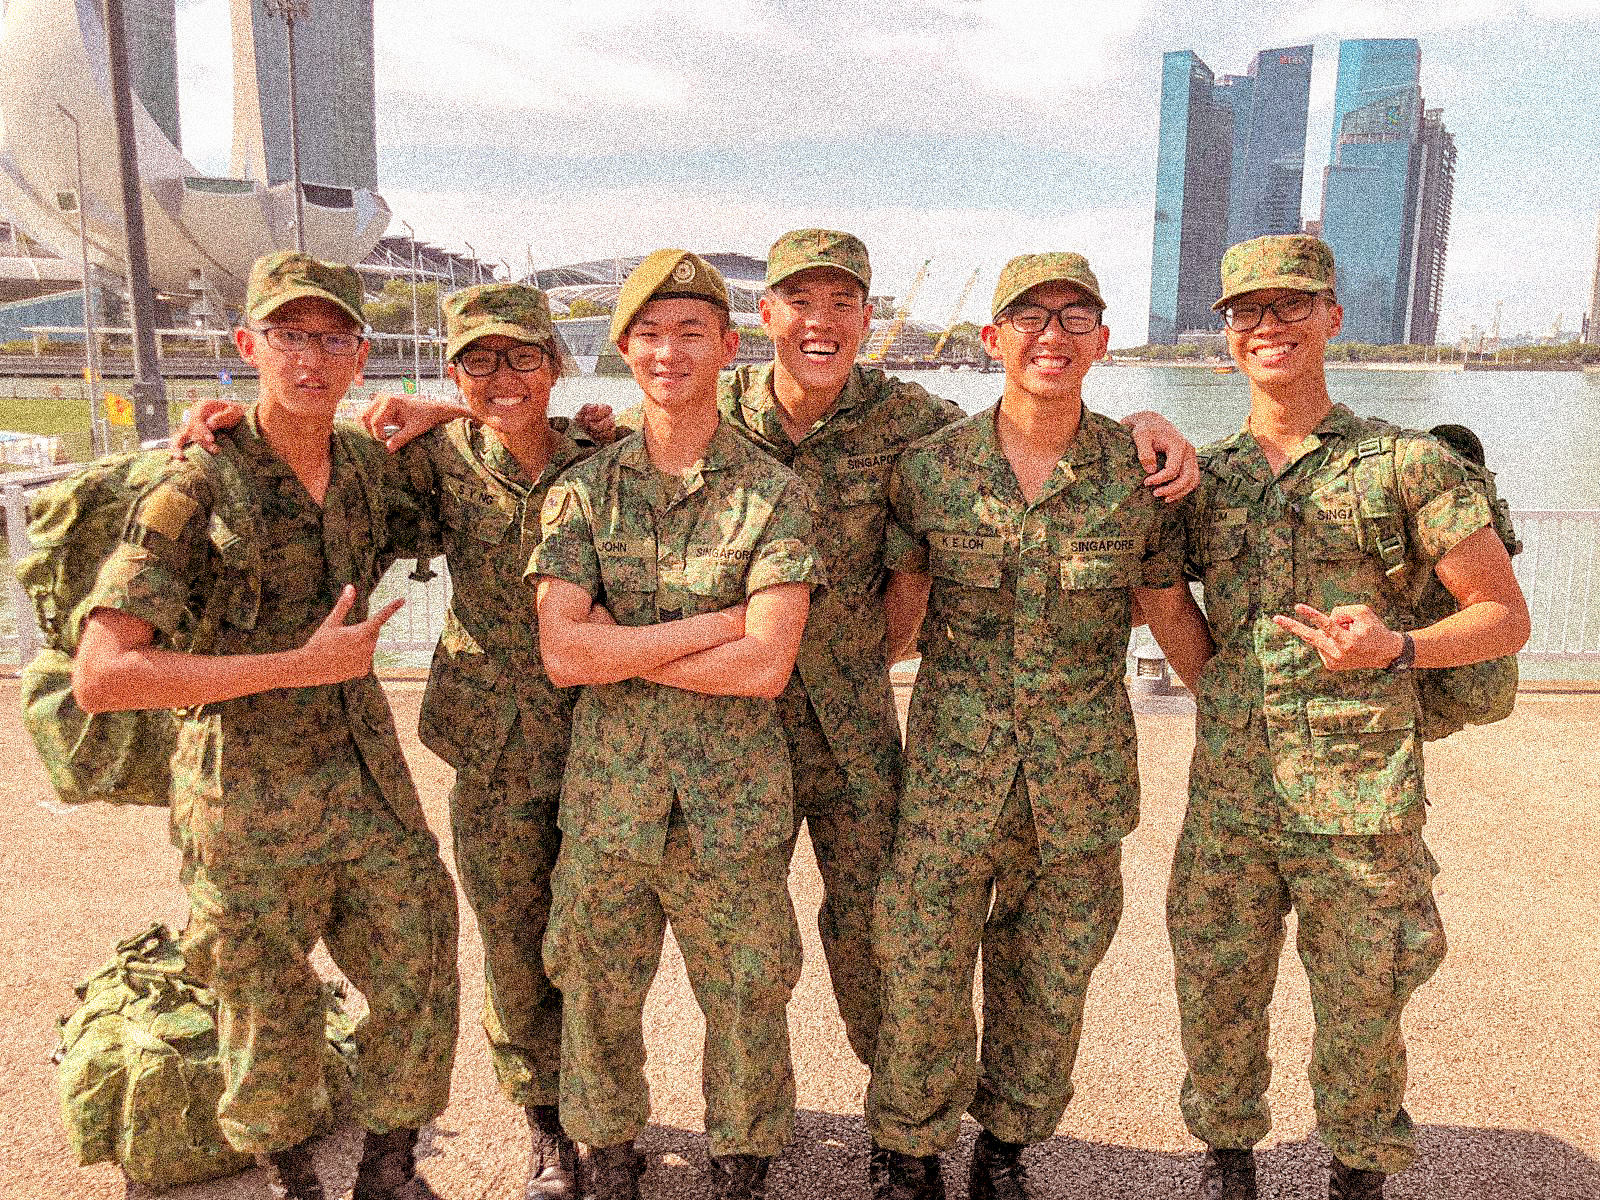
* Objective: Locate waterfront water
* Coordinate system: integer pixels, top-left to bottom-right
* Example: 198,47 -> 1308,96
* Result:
540,365 -> 1600,511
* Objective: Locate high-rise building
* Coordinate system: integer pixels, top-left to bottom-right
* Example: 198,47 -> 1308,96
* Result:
125,0 -> 181,150
1148,45 -> 1311,345
230,0 -> 378,192
1319,39 -> 1456,345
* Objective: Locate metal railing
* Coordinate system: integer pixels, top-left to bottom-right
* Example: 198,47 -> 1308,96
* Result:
1511,510 -> 1600,659
3,488 -> 1599,670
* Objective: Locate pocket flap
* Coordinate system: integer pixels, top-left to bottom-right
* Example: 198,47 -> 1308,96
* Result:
1060,555 -> 1135,591
1306,696 -> 1414,735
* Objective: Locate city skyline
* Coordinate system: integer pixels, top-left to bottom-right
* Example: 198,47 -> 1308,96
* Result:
148,4 -> 1600,342
1319,38 -> 1454,346
1148,44 -> 1312,344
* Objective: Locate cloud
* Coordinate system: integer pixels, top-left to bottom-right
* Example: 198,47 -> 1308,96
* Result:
165,0 -> 1600,339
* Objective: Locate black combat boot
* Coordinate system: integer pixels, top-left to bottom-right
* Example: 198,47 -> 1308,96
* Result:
352,1128 -> 442,1200
710,1152 -> 772,1199
256,1138 -> 325,1200
868,1142 -> 946,1200
1198,1147 -> 1258,1200
524,1105 -> 579,1199
1328,1158 -> 1385,1200
585,1141 -> 644,1200
967,1129 -> 1029,1200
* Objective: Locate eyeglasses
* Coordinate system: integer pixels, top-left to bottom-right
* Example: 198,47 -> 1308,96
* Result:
1222,293 -> 1320,332
256,326 -> 365,357
454,344 -> 549,377
1000,303 -> 1102,335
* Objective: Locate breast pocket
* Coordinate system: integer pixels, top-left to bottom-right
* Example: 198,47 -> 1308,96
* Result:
440,476 -> 515,545
930,532 -> 1004,589
596,537 -> 658,610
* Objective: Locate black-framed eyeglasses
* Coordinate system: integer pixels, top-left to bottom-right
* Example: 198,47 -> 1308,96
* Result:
454,344 -> 550,377
1000,303 -> 1102,335
256,326 -> 365,357
1222,293 -> 1320,332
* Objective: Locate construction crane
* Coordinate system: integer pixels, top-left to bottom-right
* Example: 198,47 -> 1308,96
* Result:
863,259 -> 931,362
930,268 -> 980,359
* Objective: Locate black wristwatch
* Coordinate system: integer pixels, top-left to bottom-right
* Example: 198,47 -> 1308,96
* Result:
1385,632 -> 1416,674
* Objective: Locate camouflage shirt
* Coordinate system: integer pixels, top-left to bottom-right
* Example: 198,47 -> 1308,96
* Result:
886,405 -> 1183,861
399,418 -> 591,792
84,407 -> 439,868
720,363 -> 964,782
1184,403 -> 1494,834
529,418 -> 826,866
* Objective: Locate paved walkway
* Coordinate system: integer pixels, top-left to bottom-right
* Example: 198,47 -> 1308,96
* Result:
1,679 -> 1595,1199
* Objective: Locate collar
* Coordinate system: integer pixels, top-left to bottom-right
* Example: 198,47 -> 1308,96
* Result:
616,416 -> 739,497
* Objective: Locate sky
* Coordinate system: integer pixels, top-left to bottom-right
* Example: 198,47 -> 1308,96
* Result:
171,0 -> 1600,344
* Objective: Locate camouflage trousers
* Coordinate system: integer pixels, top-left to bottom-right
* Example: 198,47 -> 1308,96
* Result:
778,684 -> 897,1067
180,820 -> 459,1155
867,778 -> 1124,1155
543,807 -> 802,1157
1166,812 -> 1447,1174
449,771 -> 563,1108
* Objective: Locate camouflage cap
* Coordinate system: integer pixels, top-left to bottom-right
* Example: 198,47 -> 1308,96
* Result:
765,228 -> 871,292
1213,234 -> 1336,310
245,250 -> 365,327
609,249 -> 730,345
444,283 -> 555,360
991,252 -> 1105,318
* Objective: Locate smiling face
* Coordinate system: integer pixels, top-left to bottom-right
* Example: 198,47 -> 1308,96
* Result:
619,297 -> 740,413
235,296 -> 368,420
759,266 -> 872,398
1225,287 -> 1342,387
447,333 -> 555,442
980,280 -> 1109,406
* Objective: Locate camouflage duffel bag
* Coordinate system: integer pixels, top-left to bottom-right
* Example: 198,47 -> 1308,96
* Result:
55,924 -> 356,1189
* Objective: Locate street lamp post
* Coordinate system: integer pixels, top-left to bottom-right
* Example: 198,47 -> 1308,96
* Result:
464,241 -> 478,286
262,0 -> 310,253
401,220 -> 421,386
100,0 -> 167,442
55,104 -> 104,452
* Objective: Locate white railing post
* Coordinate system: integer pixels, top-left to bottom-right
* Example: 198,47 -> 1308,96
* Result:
4,483 -> 41,663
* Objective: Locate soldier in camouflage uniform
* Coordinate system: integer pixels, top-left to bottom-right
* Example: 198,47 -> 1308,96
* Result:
863,253 -> 1213,1200
1149,235 -> 1530,1200
603,230 -> 1200,1071
382,283 -> 591,1199
529,250 -> 825,1200
71,252 -> 459,1200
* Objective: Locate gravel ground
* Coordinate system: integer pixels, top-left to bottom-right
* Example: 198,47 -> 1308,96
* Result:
1,678 -> 1595,1199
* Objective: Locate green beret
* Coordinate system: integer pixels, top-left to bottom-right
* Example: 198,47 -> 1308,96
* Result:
444,283 -> 555,361
609,249 -> 730,345
246,250 -> 365,327
1214,235 -> 1336,311
765,228 -> 871,292
991,252 -> 1105,318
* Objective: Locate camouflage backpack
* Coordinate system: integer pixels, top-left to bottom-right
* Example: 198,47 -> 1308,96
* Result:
15,442 -> 262,806
1350,421 -> 1522,741
54,924 -> 356,1189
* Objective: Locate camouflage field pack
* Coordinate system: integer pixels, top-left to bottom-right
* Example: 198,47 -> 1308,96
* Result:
16,443 -> 261,806
1351,421 -> 1522,741
54,924 -> 355,1189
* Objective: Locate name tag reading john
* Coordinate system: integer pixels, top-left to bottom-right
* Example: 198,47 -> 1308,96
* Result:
597,536 -> 654,560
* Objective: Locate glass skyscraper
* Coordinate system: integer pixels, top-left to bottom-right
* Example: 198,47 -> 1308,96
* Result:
1148,46 -> 1311,345
1319,39 -> 1456,345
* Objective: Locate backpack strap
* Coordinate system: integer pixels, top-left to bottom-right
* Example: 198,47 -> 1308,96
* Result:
1351,432 -> 1411,592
